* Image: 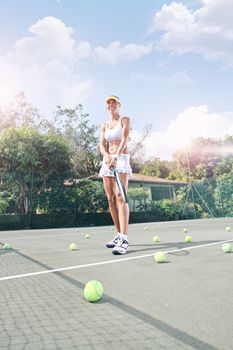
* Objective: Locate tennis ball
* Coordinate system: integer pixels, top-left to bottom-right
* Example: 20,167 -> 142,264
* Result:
69,242 -> 78,251
3,243 -> 12,250
84,280 -> 104,302
153,236 -> 160,243
183,228 -> 188,233
144,226 -> 148,231
222,243 -> 232,253
154,251 -> 166,263
76,229 -> 79,232
85,234 -> 91,239
185,235 -> 192,243
225,226 -> 231,232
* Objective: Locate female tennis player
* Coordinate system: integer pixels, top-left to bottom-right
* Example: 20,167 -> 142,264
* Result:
99,95 -> 132,254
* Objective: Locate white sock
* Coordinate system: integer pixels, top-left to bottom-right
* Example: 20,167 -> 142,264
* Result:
120,233 -> 128,241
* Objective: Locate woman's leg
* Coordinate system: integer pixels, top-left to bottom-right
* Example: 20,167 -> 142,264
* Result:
112,173 -> 129,235
103,176 -> 120,233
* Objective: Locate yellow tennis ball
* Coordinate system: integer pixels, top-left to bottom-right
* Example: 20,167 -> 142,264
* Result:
222,243 -> 232,253
85,234 -> 91,239
153,236 -> 160,243
144,226 -> 148,231
69,242 -> 78,251
185,235 -> 192,243
76,228 -> 79,232
84,280 -> 104,302
3,243 -> 12,250
183,228 -> 188,233
154,251 -> 166,263
225,226 -> 231,232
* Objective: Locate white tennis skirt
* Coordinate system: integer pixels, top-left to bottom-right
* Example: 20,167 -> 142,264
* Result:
99,154 -> 132,177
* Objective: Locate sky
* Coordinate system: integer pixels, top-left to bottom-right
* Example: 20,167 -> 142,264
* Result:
0,0 -> 233,160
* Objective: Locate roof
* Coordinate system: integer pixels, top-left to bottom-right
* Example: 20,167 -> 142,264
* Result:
89,173 -> 186,185
65,173 -> 187,186
129,173 -> 186,185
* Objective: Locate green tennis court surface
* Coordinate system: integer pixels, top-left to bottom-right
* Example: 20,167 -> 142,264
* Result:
0,218 -> 233,350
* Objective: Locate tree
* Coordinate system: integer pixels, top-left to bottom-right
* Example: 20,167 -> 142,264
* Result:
0,191 -> 17,214
172,137 -> 223,180
51,105 -> 102,178
74,180 -> 108,213
36,179 -> 108,214
0,127 -> 72,214
168,159 -> 188,182
213,136 -> 233,175
214,158 -> 233,176
128,187 -> 149,211
0,91 -> 48,131
140,158 -> 170,178
0,197 -> 8,214
129,124 -> 152,173
214,173 -> 233,217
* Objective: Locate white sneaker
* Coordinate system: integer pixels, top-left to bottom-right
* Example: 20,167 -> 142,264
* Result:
106,235 -> 120,248
112,237 -> 129,255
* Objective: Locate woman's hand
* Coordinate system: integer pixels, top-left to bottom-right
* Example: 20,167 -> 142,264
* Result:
105,155 -> 117,169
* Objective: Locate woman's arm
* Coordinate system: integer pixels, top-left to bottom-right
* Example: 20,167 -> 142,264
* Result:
115,116 -> 130,156
99,123 -> 109,158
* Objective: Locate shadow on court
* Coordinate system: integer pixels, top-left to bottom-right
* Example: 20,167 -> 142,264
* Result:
129,240 -> 221,253
0,246 -> 219,350
0,218 -> 233,349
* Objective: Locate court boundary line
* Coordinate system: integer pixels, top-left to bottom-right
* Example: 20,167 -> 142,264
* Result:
0,232 -> 82,240
0,220 -> 232,241
0,238 -> 232,282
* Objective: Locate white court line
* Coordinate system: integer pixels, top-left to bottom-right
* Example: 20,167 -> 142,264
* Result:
0,238 -> 232,282
144,221 -> 233,228
0,232 -> 80,241
0,227 -> 115,240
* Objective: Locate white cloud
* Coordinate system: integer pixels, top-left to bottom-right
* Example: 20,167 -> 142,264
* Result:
149,2 -> 196,34
76,41 -> 92,60
133,105 -> 233,160
95,41 -> 152,65
128,69 -> 194,85
13,16 -> 86,64
150,0 -> 233,68
0,16 -> 154,114
170,70 -> 195,85
128,72 -> 158,82
0,17 -> 94,113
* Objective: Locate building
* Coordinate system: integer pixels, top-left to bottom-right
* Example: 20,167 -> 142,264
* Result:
90,173 -> 187,212
128,173 -> 186,212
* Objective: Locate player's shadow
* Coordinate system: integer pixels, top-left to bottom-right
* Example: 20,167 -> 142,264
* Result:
3,242 -> 221,350
128,240 -> 221,254
0,249 -> 13,256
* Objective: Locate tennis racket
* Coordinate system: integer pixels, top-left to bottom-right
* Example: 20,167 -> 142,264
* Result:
111,167 -> 128,203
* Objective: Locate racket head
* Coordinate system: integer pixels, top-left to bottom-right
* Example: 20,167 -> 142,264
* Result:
112,168 -> 128,203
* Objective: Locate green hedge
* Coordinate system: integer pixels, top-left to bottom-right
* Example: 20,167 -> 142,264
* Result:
0,212 -> 113,230
0,215 -> 27,230
0,211 -> 187,231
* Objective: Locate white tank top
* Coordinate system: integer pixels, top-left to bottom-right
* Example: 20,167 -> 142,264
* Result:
104,117 -> 122,142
